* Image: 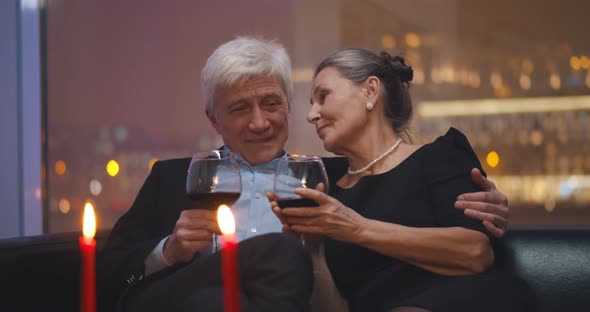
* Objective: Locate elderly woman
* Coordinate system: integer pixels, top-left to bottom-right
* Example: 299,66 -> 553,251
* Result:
269,49 -> 534,312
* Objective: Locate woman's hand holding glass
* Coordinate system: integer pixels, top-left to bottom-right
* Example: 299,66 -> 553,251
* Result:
269,155 -> 328,245
269,186 -> 368,245
268,155 -> 368,245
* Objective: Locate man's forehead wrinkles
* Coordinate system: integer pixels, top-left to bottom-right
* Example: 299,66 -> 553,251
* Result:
232,86 -> 283,103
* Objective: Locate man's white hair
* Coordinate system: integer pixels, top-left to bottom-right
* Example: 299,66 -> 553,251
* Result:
201,36 -> 293,113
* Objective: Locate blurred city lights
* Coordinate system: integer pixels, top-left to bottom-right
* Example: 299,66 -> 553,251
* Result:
106,160 -> 120,177
530,130 -> 544,146
440,66 -> 455,83
381,34 -> 396,49
55,160 -> 66,175
413,68 -> 425,84
545,198 -> 556,213
490,72 -> 503,88
494,85 -> 512,98
89,179 -> 103,196
521,58 -> 534,74
559,182 -> 574,197
430,68 -> 442,84
114,127 -> 129,143
550,73 -> 561,90
486,151 -> 500,168
58,198 -> 71,214
418,95 -> 590,117
405,32 -> 421,48
519,74 -> 532,90
469,72 -> 481,88
570,56 -> 581,70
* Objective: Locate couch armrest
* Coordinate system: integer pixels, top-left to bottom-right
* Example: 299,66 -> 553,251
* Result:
497,227 -> 590,312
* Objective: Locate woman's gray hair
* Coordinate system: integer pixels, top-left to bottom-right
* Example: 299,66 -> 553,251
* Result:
314,48 -> 414,135
201,36 -> 293,113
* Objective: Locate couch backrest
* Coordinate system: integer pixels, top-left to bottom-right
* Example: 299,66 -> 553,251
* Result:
496,227 -> 590,312
2,228 -> 589,311
0,231 -> 109,311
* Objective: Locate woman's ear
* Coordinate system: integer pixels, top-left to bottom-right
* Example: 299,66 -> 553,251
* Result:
363,76 -> 382,104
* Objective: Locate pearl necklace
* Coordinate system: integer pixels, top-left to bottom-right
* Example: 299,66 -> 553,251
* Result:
347,138 -> 404,175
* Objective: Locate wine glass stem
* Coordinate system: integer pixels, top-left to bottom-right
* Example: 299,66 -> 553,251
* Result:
212,234 -> 218,253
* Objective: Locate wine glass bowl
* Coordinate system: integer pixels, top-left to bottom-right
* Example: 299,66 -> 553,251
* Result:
186,150 -> 241,251
273,155 -> 329,208
273,155 -> 329,251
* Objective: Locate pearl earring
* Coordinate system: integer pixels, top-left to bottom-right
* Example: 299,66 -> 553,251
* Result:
366,102 -> 374,111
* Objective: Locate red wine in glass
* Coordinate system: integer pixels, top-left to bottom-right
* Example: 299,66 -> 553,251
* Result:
276,198 -> 318,209
188,192 -> 241,210
186,150 -> 241,252
274,155 -> 328,208
273,155 -> 328,247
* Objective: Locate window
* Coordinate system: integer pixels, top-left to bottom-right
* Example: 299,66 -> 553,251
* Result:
45,0 -> 590,233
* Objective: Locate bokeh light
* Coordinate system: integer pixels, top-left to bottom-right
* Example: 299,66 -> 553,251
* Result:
486,151 -> 500,168
550,73 -> 561,90
89,179 -> 103,196
519,74 -> 531,90
55,160 -> 66,176
106,160 -> 120,177
58,198 -> 71,214
405,32 -> 421,48
570,56 -> 581,70
381,34 -> 396,50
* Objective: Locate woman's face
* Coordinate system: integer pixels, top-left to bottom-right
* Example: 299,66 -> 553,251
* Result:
308,67 -> 368,153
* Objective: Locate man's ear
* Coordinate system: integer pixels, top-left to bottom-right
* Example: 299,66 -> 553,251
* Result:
206,110 -> 222,135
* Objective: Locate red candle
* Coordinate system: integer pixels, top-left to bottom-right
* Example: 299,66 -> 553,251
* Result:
80,202 -> 96,312
217,205 -> 241,312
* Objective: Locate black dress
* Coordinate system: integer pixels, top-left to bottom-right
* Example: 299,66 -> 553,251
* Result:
324,128 -> 533,312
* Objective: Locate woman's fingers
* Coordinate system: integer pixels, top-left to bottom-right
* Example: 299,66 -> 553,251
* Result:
294,187 -> 331,205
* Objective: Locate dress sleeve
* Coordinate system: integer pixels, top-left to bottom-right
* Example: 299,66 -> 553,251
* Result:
422,127 -> 492,239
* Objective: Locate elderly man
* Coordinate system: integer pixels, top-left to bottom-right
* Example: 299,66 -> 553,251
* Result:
98,36 -> 510,312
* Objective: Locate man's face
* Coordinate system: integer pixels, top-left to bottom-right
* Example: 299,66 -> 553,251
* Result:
207,75 -> 289,166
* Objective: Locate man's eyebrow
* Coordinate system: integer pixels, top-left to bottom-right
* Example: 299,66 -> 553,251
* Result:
227,91 -> 284,108
260,92 -> 284,100
227,99 -> 247,110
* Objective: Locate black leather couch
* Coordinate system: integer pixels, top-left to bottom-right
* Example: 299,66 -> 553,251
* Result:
1,227 -> 589,311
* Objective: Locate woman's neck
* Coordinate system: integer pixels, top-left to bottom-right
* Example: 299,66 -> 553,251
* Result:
339,126 -> 401,176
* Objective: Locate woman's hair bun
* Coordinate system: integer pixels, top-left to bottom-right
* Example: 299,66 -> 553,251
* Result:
380,51 -> 413,83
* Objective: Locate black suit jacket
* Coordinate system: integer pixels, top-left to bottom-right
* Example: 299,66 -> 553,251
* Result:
98,156 -> 348,309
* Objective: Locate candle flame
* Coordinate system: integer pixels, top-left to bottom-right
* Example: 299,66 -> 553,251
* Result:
83,202 -> 96,239
217,205 -> 235,235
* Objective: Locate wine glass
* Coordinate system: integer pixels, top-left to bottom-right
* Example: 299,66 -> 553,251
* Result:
186,150 -> 241,252
273,155 -> 329,247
